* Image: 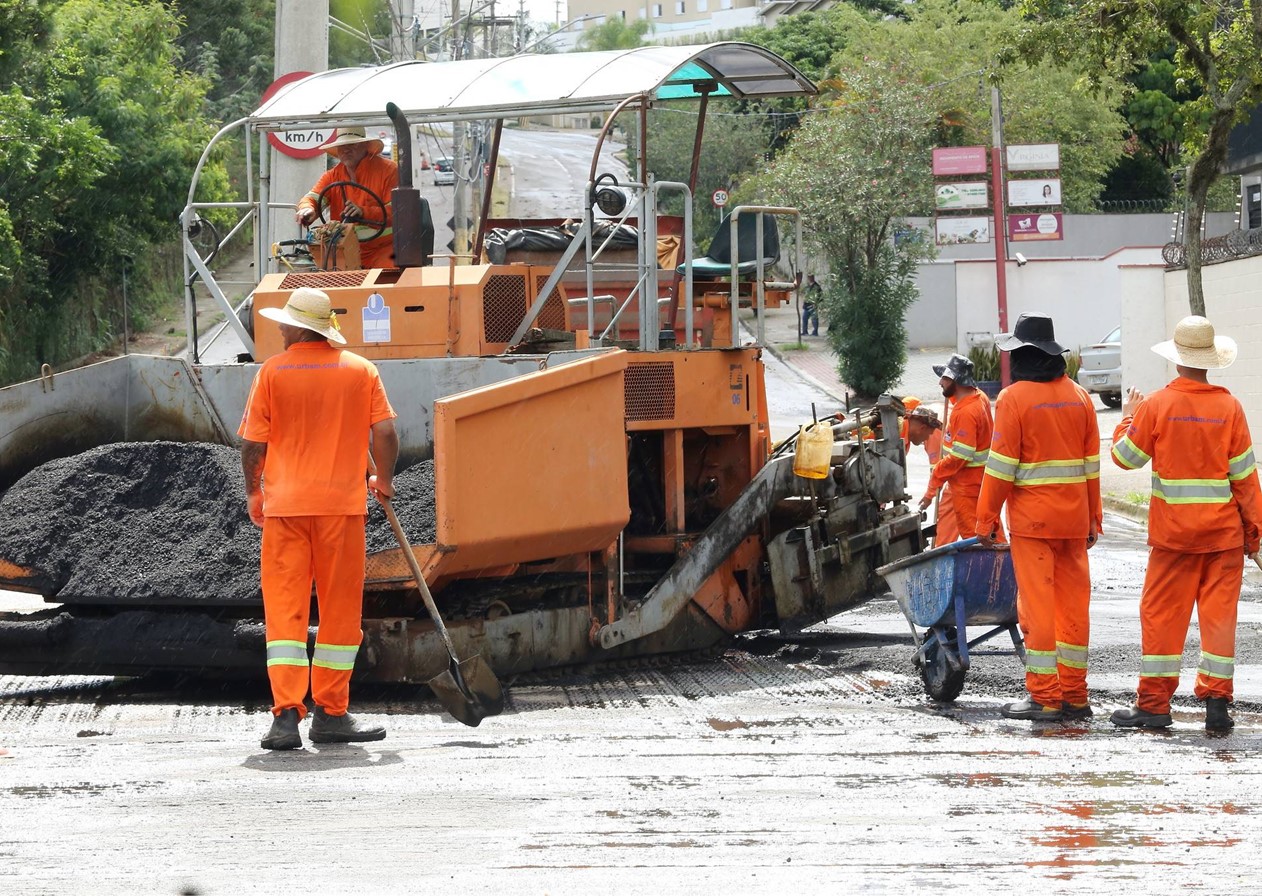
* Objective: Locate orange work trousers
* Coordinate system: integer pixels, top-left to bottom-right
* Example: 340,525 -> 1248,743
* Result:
946,486 -> 1006,544
261,515 -> 367,718
1136,546 -> 1242,713
933,489 -> 959,547
1010,535 -> 1091,707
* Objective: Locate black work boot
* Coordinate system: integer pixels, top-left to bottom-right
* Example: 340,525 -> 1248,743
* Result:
1062,702 -> 1094,721
1001,698 -> 1063,721
1205,697 -> 1234,732
309,707 -> 387,744
260,708 -> 302,750
1109,705 -> 1172,729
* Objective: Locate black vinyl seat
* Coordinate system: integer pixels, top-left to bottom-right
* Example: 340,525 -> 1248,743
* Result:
682,212 -> 780,280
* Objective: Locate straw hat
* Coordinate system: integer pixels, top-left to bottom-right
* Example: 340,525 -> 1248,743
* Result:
322,127 -> 384,157
258,288 -> 347,344
1151,315 -> 1236,370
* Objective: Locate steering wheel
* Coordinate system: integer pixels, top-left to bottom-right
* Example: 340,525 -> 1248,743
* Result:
313,180 -> 388,242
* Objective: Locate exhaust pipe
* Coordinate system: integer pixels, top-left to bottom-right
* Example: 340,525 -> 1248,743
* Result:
387,102 -> 433,268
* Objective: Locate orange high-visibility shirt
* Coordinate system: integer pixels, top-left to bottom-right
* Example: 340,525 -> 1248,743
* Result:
926,389 -> 992,498
977,376 -> 1102,539
239,341 -> 396,516
1111,377 -> 1262,554
298,153 -> 398,268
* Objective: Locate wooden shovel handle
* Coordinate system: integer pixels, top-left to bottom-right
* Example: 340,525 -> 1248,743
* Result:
375,494 -> 460,661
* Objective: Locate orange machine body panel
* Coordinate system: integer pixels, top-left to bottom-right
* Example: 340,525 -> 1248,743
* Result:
250,264 -> 567,362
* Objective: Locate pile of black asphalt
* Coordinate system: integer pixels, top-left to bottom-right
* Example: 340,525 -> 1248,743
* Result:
0,443 -> 438,604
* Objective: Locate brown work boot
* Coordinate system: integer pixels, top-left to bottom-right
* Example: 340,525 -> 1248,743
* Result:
260,708 -> 302,751
1061,701 -> 1093,721
309,707 -> 387,744
1109,705 -> 1172,729
1001,698 -> 1063,721
1205,697 -> 1234,732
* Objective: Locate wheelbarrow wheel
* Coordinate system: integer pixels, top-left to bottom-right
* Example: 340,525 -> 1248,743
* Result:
919,628 -> 966,703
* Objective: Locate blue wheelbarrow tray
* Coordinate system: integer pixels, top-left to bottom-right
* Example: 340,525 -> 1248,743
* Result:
876,536 -> 1026,701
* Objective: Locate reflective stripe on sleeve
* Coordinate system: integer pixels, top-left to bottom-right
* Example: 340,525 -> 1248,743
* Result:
946,439 -> 989,468
1151,476 -> 1233,505
1084,453 -> 1100,480
266,639 -> 309,668
1140,654 -> 1182,678
1198,650 -> 1234,680
1228,447 -> 1256,481
1056,641 -> 1088,670
1112,436 -> 1150,470
312,642 -> 359,671
985,450 -> 1019,483
1025,648 -> 1058,676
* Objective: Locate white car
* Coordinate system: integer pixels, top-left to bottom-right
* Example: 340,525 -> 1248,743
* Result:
1077,325 -> 1122,408
432,157 -> 455,186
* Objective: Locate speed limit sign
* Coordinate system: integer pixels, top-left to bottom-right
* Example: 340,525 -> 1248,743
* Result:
712,189 -> 729,208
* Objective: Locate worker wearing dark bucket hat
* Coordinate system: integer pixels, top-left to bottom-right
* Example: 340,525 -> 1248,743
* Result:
976,311 -> 1102,723
920,353 -> 995,544
932,353 -> 977,388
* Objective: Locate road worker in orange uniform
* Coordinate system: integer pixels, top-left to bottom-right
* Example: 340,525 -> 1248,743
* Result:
918,354 -> 994,541
1109,316 -> 1262,732
976,313 -> 1102,722
903,401 -> 958,546
296,128 -> 399,269
240,287 -> 400,751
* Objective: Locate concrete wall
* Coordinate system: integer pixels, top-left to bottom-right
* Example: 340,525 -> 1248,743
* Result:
905,212 -> 1237,350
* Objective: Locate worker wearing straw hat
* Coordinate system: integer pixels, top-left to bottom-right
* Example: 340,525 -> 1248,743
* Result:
240,287 -> 399,750
1110,315 -> 1262,732
296,127 -> 399,269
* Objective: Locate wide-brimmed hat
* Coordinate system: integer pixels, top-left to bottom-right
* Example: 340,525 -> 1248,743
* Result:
995,312 -> 1066,355
258,288 -> 347,344
908,406 -> 942,430
1151,315 -> 1236,370
932,353 -> 977,388
322,127 -> 384,157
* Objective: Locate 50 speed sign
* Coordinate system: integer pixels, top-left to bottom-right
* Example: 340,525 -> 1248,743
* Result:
712,189 -> 729,208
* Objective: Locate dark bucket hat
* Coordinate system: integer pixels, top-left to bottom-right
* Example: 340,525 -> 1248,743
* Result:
995,312 -> 1066,355
932,353 -> 977,388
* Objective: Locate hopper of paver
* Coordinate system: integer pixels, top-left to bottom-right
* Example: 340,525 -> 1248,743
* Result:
364,348 -> 631,589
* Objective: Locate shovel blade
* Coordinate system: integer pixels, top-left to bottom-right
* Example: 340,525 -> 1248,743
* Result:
427,652 -> 504,728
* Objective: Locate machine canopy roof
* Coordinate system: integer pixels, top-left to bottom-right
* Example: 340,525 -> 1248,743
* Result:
250,42 -> 816,130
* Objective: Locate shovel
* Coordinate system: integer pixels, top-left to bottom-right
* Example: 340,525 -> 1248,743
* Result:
375,494 -> 504,727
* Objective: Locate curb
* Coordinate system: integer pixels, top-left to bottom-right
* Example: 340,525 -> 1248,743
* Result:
749,327 -> 848,406
1103,494 -> 1149,524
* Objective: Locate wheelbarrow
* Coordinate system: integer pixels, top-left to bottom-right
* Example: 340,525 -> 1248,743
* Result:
876,537 -> 1025,702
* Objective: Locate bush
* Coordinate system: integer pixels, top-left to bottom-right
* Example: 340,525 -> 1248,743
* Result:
826,245 -> 919,399
967,343 -> 1001,381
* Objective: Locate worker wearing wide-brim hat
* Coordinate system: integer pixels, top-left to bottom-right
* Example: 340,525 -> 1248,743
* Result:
295,127 -> 399,269
240,287 -> 399,750
903,399 -> 958,547
1109,315 -> 1262,732
976,312 -> 1102,723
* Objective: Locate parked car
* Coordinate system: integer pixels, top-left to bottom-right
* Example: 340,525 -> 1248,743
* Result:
1077,325 -> 1122,408
432,157 -> 454,186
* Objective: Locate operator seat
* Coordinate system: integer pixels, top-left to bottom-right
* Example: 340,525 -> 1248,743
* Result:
682,212 -> 780,280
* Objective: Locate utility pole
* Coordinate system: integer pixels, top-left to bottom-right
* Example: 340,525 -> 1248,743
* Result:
451,0 -> 470,261
390,0 -> 417,62
990,85 -> 1011,387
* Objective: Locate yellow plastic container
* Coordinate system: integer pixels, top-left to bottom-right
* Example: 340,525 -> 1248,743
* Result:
793,422 -> 834,479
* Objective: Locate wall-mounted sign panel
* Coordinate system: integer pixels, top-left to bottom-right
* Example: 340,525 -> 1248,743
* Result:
1008,213 -> 1063,241
1006,143 -> 1061,171
934,181 -> 989,210
932,146 -> 988,176
1008,178 -> 1061,207
935,216 -> 991,245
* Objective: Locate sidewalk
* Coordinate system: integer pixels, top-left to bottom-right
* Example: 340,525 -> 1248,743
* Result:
742,301 -> 1151,511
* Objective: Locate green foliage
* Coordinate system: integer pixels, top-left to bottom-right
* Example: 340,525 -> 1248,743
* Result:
760,62 -> 936,397
825,245 -> 921,399
0,0 -> 229,383
173,0 -> 275,122
967,343 -> 1000,382
742,7 -> 872,83
577,18 -> 652,51
1064,349 -> 1080,383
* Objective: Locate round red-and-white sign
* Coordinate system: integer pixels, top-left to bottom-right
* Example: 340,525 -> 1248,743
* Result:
261,71 -> 335,160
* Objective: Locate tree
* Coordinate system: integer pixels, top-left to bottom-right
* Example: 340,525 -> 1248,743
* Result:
760,62 -> 936,398
1014,0 -> 1262,316
577,18 -> 651,51
171,0 -> 275,122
